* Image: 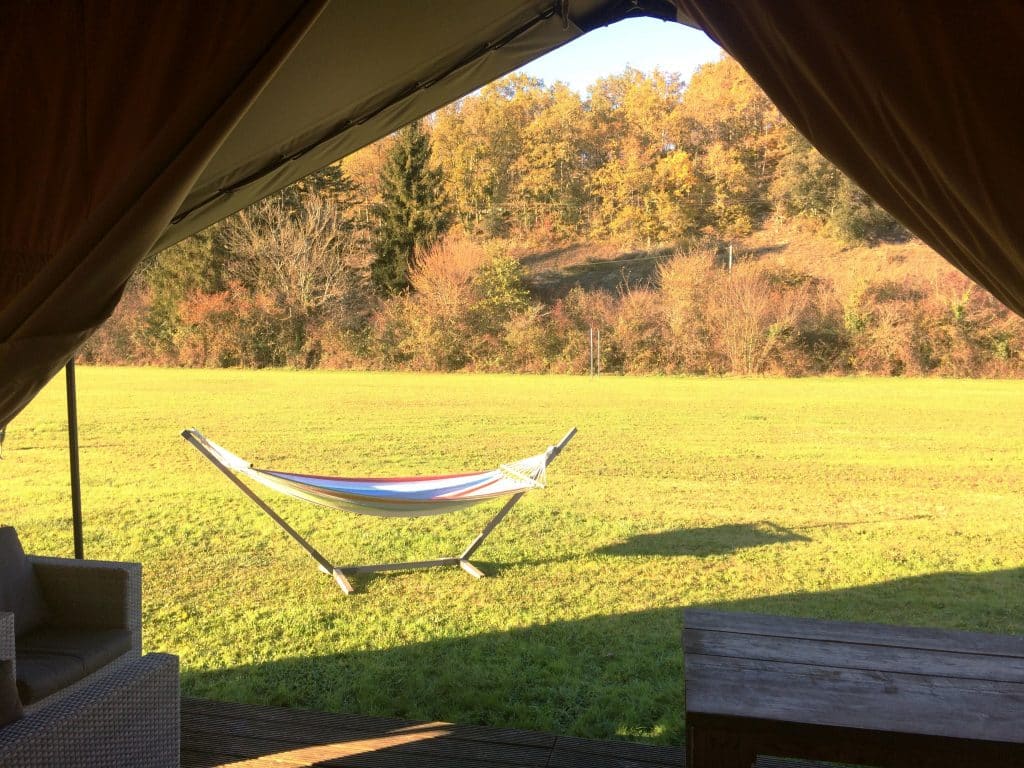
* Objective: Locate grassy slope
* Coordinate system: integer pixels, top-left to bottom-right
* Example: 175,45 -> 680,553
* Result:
3,368 -> 1023,743
515,226 -> 955,301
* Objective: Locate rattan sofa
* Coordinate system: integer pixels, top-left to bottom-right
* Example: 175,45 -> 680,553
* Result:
15,554 -> 142,711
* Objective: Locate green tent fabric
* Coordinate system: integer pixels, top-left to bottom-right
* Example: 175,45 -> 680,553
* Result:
2,0 -> 1024,428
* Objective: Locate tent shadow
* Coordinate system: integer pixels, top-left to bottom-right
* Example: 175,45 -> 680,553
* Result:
179,567 -> 1024,764
595,522 -> 811,559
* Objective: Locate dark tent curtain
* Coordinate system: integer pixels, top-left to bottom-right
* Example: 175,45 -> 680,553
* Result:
675,0 -> 1024,319
0,1 -> 326,426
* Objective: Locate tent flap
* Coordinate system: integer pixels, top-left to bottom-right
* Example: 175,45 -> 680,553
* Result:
676,0 -> 1024,319
0,0 -> 327,425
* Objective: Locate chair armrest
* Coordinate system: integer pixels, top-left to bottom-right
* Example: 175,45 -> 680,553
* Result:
27,558 -> 141,654
0,613 -> 13,664
0,653 -> 179,768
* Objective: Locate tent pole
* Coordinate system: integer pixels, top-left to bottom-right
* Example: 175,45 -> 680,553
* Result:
66,358 -> 84,559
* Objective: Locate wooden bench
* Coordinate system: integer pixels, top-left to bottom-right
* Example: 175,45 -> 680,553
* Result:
683,609 -> 1024,767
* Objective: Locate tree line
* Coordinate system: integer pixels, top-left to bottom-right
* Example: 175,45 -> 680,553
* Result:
82,56 -> 1024,376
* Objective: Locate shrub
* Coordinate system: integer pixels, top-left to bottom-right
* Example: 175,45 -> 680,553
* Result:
843,278 -> 935,376
544,287 -> 615,374
79,282 -> 156,365
609,285 -> 664,374
658,246 -> 722,374
499,305 -> 556,373
706,263 -> 807,375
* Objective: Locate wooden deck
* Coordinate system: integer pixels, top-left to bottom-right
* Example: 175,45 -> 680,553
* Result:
181,697 -> 831,768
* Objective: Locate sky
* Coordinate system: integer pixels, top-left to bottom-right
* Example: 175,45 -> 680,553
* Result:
515,17 -> 722,94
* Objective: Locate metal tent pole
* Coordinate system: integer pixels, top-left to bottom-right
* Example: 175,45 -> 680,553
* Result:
66,358 -> 84,559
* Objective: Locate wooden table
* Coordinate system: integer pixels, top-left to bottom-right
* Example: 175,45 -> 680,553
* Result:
683,609 -> 1024,768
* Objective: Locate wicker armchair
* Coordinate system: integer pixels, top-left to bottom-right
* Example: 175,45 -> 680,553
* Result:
0,527 -> 179,765
0,652 -> 179,768
17,554 -> 143,711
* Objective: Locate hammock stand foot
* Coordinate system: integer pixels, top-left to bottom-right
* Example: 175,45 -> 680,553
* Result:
332,557 -> 478,594
331,568 -> 355,594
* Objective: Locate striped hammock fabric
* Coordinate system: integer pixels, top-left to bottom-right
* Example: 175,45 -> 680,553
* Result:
186,431 -> 551,518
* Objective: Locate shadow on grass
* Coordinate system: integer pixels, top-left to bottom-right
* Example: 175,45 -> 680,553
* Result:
180,567 -> 1023,765
596,522 -> 810,558
345,522 -> 811,591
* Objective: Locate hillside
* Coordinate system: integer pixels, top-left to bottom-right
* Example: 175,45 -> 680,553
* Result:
514,227 -> 952,302
85,221 -> 1024,377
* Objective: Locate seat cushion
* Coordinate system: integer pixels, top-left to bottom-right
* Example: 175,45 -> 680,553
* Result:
14,627 -> 131,705
0,526 -> 48,635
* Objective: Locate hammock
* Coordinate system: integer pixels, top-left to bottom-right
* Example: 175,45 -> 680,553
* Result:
182,427 -> 575,593
186,431 -> 552,518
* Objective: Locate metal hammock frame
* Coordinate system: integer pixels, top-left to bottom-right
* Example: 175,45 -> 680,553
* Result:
182,427 -> 575,594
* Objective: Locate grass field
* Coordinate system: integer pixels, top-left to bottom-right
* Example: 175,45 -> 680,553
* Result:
3,368 -> 1023,744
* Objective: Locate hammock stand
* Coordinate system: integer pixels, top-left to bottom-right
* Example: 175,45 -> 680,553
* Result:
182,428 -> 575,594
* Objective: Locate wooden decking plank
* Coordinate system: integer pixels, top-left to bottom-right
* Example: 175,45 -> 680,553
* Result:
181,699 -> 664,768
553,734 -> 682,764
548,741 -> 837,768
548,748 -> 674,768
182,748 -> 242,768
684,609 -> 1024,657
183,697 -> 556,747
182,699 -> 857,768
181,720 -> 552,767
182,730 -> 534,768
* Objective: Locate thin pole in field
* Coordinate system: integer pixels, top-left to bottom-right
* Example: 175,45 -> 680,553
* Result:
589,326 -> 594,376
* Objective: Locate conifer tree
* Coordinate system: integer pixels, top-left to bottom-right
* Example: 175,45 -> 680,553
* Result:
371,121 -> 450,293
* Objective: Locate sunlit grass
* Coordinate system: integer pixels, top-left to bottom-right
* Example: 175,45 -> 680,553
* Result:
3,368 -> 1023,743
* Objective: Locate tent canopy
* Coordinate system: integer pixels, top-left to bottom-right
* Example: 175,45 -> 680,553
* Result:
2,0 -> 1024,426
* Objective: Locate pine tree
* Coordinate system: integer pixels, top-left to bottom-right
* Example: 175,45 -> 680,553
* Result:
371,121 -> 450,293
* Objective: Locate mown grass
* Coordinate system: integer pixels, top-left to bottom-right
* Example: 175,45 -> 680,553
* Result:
3,368 -> 1023,743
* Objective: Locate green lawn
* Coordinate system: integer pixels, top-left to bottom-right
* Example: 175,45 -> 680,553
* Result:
4,368 -> 1023,743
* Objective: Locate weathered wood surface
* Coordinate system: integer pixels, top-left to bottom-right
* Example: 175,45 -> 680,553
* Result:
684,609 -> 1024,768
181,697 -> 837,768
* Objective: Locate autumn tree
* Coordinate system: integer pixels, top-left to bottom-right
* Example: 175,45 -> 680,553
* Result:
771,127 -> 908,244
371,120 -> 450,293
433,75 -> 551,236
587,68 -> 696,246
682,56 -> 786,237
508,83 -> 593,237
140,225 -> 229,360
221,186 -> 370,366
278,163 -> 359,213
